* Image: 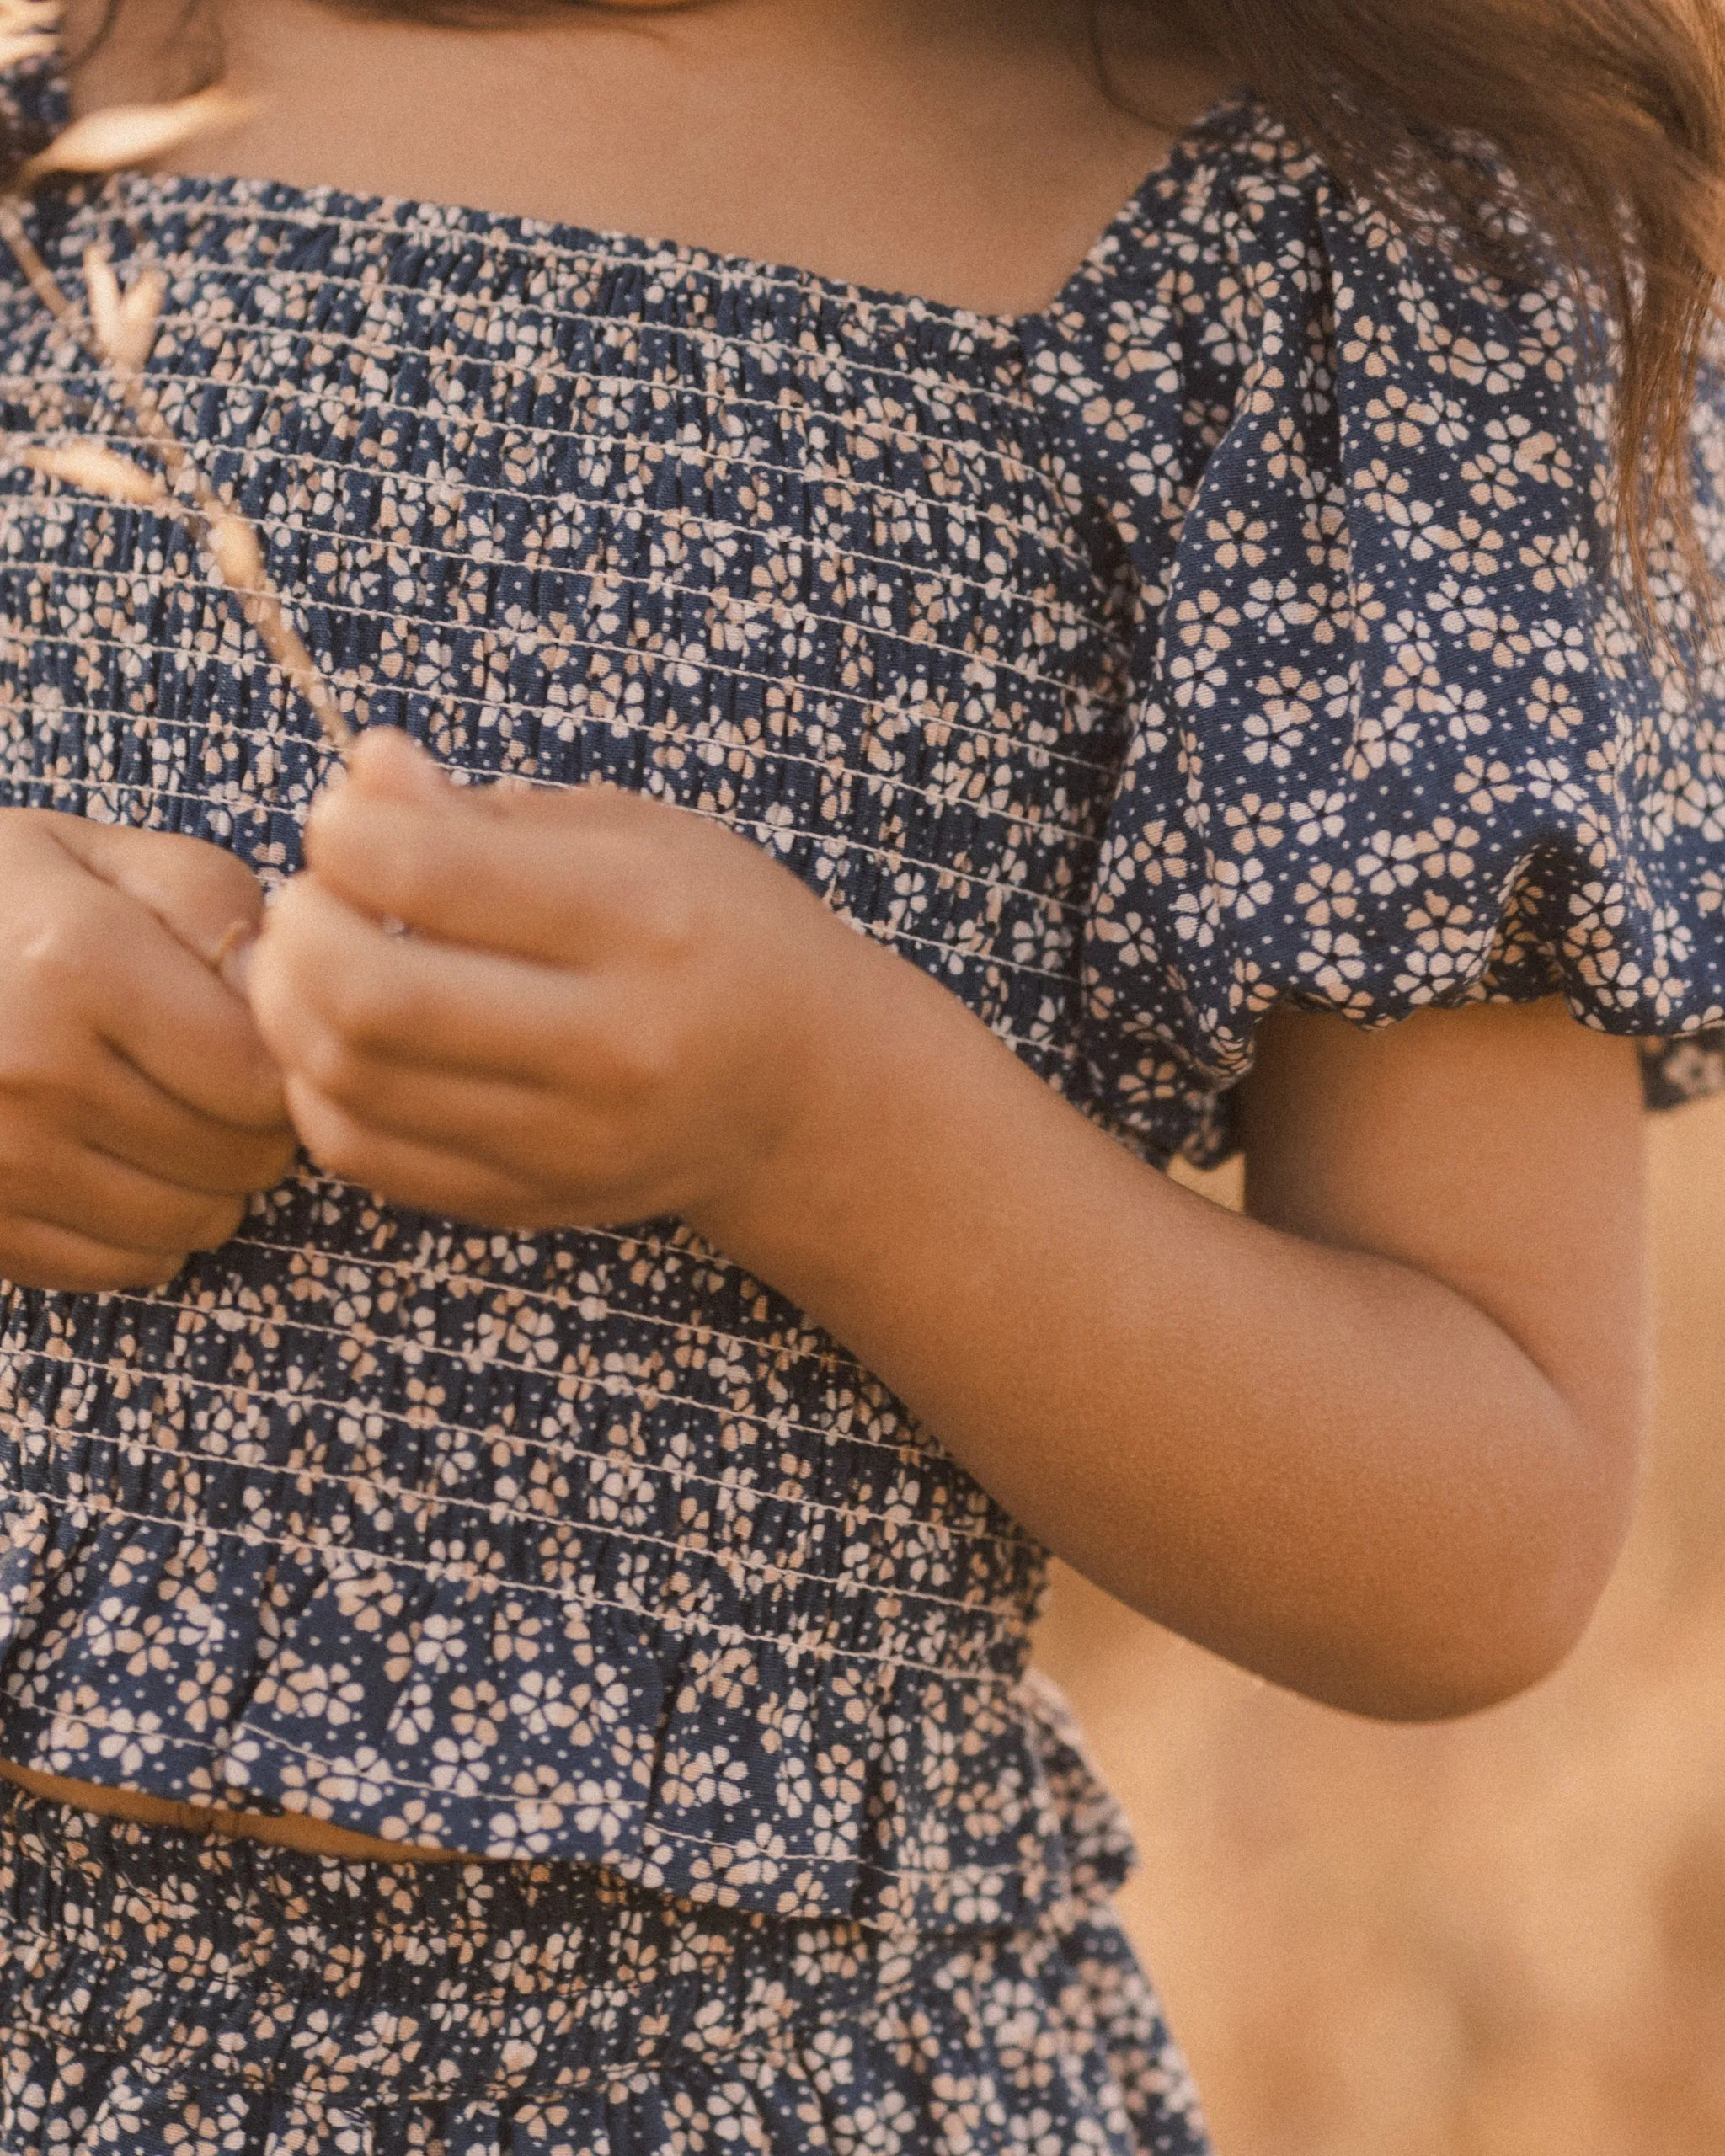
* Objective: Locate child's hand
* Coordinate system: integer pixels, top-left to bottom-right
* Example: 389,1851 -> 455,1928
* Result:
0,812 -> 297,1292
242,731 -> 863,1232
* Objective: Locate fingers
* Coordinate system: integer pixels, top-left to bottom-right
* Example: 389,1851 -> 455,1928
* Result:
83,896 -> 288,1131
76,1056 -> 301,1195
305,735 -> 686,968
282,1075 -> 552,1229
250,868 -> 675,1224
343,725 -> 456,808
0,815 -> 294,1267
286,1052 -> 611,1187
248,874 -> 594,1087
103,978 -> 289,1135
0,1216 -> 194,1295
49,815 -> 268,970
3,815 -> 290,1133
0,1128 -> 248,1256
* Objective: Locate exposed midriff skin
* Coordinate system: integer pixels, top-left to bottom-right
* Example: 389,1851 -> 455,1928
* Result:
0,1761 -> 463,1858
9,0 -> 1227,1865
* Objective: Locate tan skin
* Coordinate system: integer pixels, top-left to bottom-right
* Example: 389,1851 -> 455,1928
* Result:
0,0 -> 1651,1860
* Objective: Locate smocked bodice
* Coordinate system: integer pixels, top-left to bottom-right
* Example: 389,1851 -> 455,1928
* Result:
0,137 -> 1152,1931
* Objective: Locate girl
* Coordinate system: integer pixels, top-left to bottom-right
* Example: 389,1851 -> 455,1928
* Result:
0,0 -> 1717,2148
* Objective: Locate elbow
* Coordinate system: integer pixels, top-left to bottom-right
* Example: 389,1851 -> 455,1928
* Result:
1355,1405 -> 1642,1725
1370,1564 -> 1616,1723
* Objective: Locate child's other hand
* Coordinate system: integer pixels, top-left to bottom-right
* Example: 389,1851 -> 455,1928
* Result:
243,731 -> 862,1232
0,813 -> 296,1293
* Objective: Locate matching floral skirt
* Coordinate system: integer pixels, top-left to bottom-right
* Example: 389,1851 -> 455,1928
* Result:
0,1787 -> 1208,2155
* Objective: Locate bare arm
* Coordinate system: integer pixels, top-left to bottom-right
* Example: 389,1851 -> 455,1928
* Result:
705,966 -> 1646,1720
247,731 -> 1650,1721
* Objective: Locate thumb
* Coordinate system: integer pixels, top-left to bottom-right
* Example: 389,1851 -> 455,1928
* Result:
344,728 -> 452,806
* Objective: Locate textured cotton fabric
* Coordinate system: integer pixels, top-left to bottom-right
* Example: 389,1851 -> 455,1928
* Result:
0,1784 -> 1205,2155
0,20 -> 1720,2150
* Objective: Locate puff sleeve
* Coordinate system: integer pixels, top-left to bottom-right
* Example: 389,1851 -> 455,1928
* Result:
1041,115 -> 1725,1166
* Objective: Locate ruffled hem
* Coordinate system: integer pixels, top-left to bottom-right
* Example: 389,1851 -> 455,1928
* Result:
0,1931 -> 1204,2156
0,1785 -> 1205,2156
0,1943 -> 1206,2156
0,1481 -> 1130,1931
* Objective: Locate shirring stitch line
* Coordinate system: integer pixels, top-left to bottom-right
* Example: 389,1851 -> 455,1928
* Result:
0,1331 -> 1033,1553
216,1232 -> 1000,1393
0,556 -> 1113,851
3,627 -> 1114,844
8,670 -> 1113,859
9,1413 -> 1032,1625
35,339 -> 1076,547
0,748 -> 1098,933
0,698 -> 1086,987
259,1182 -> 860,1369
0,1304 -> 990,1476
14,337 -> 1089,569
4,555 -> 1121,758
101,181 -> 1044,389
227,1230 -> 864,1380
5,773 -> 1102,1006
0,379 -> 1115,632
133,294 -> 1059,483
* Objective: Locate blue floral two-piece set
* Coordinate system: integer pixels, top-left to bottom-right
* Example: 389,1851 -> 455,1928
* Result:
0,24 -> 1718,2155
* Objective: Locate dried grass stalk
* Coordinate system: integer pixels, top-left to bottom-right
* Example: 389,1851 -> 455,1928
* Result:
22,440 -> 166,506
84,248 -> 168,371
0,0 -> 56,75
0,69 -> 355,755
17,88 -> 255,189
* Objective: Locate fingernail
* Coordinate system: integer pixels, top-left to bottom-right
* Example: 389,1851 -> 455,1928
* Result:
354,727 -> 450,799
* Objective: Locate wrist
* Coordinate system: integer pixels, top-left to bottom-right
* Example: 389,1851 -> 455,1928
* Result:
687,923 -> 941,1290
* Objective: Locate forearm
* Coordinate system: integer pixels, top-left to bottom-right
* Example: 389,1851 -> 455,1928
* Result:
698,936 -> 1641,1721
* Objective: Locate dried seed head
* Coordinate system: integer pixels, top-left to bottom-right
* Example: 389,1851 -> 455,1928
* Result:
18,87 -> 256,189
0,29 -> 54,69
83,247 -> 166,371
22,440 -> 168,508
0,0 -> 58,74
83,246 -> 120,334
207,511 -> 265,590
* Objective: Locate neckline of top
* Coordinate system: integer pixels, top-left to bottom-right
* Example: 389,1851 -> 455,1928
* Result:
36,58 -> 1268,343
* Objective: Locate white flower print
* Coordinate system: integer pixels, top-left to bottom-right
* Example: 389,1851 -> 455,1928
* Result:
1454,755 -> 1524,815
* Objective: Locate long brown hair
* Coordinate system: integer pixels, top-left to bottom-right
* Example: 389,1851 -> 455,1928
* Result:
1162,0 -> 1725,624
55,0 -> 1725,614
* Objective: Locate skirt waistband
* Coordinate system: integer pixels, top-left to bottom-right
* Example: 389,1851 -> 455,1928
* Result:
0,1784 -> 905,2107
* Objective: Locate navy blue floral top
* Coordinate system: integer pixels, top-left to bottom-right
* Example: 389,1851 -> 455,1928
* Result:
0,49 -> 1718,1933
